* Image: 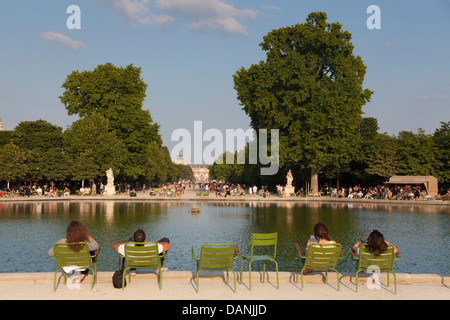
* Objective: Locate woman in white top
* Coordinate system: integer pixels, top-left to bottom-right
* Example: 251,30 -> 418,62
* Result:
305,223 -> 336,253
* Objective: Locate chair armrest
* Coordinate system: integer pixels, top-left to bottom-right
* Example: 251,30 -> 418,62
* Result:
191,246 -> 198,262
294,243 -> 303,257
235,244 -> 240,256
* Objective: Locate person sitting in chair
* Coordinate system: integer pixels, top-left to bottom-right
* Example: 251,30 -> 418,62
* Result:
112,229 -> 171,272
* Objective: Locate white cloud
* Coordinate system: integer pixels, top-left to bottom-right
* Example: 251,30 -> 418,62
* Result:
432,93 -> 449,100
103,0 -> 257,35
40,32 -> 86,50
262,4 -> 281,11
156,0 -> 257,35
105,0 -> 174,27
189,16 -> 248,35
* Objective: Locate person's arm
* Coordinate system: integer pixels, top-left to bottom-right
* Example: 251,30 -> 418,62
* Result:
385,241 -> 400,257
351,236 -> 368,255
112,242 -> 127,254
158,241 -> 171,253
86,236 -> 100,254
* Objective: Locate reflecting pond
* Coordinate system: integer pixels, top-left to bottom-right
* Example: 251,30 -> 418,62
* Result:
0,201 -> 448,274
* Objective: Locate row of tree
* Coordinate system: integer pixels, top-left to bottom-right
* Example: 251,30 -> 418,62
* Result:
1,12 -> 447,191
209,118 -> 450,188
0,64 -> 193,189
210,12 -> 449,189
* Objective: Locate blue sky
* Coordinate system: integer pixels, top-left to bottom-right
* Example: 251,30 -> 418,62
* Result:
0,0 -> 449,161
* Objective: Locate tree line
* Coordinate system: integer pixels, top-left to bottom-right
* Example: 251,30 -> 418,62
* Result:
0,63 -> 193,190
209,118 -> 450,189
211,12 -> 449,190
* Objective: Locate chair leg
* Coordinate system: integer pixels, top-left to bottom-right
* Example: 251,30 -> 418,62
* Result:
53,271 -> 58,291
355,271 -> 360,292
159,268 -> 162,290
249,262 -> 252,290
122,269 -> 127,290
239,258 -> 244,284
262,263 -> 266,283
275,261 -> 279,289
196,271 -> 199,293
300,268 -> 304,289
335,270 -> 340,291
391,272 -> 397,294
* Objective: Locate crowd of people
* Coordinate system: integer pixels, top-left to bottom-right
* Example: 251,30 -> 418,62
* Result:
1,180 -> 449,201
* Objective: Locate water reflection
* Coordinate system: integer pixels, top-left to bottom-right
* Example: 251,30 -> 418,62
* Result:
0,201 -> 448,274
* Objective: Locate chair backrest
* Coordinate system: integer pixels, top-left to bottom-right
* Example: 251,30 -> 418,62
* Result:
124,242 -> 160,269
53,242 -> 92,269
198,243 -> 236,271
357,244 -> 396,272
250,233 -> 277,259
304,243 -> 342,270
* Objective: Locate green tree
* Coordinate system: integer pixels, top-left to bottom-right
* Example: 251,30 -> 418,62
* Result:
433,121 -> 450,183
63,114 -> 126,181
0,143 -> 28,188
233,12 -> 373,192
13,120 -> 65,181
397,129 -> 442,178
38,148 -> 71,187
364,133 -> 400,183
60,63 -> 163,181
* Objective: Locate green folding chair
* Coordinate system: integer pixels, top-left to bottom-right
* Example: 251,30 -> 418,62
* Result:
192,243 -> 240,293
240,233 -> 279,290
52,242 -> 100,291
294,242 -> 343,290
122,242 -> 165,290
352,243 -> 400,293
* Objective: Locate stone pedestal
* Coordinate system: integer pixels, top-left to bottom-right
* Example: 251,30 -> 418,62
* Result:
285,186 -> 295,197
104,185 -> 116,196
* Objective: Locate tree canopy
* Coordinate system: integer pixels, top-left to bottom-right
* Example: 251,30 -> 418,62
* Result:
233,12 -> 373,192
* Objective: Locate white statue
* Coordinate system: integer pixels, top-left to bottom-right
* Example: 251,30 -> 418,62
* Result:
104,168 -> 116,196
106,168 -> 114,186
286,170 -> 293,188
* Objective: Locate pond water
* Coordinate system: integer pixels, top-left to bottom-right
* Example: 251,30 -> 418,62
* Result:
0,200 -> 448,275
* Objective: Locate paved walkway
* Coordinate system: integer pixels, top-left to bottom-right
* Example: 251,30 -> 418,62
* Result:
1,188 -> 449,208
0,271 -> 448,301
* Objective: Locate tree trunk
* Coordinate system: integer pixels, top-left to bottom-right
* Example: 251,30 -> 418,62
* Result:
311,167 -> 319,195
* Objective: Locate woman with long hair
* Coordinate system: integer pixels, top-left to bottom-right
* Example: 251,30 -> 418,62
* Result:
306,222 -> 336,249
352,230 -> 400,257
48,220 -> 100,282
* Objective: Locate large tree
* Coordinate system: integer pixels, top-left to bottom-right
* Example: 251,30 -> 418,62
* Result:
13,120 -> 66,181
0,142 -> 28,188
60,63 -> 163,181
233,12 -> 373,191
63,114 -> 126,182
433,121 -> 450,183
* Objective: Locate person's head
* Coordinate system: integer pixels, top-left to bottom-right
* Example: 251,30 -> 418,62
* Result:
132,229 -> 146,242
366,230 -> 388,256
314,223 -> 331,241
66,220 -> 90,252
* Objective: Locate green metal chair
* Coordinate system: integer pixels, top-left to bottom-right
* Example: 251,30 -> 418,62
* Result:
352,243 -> 400,293
52,242 -> 100,291
240,232 -> 279,290
192,243 -> 240,293
122,242 -> 165,290
294,242 -> 343,290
